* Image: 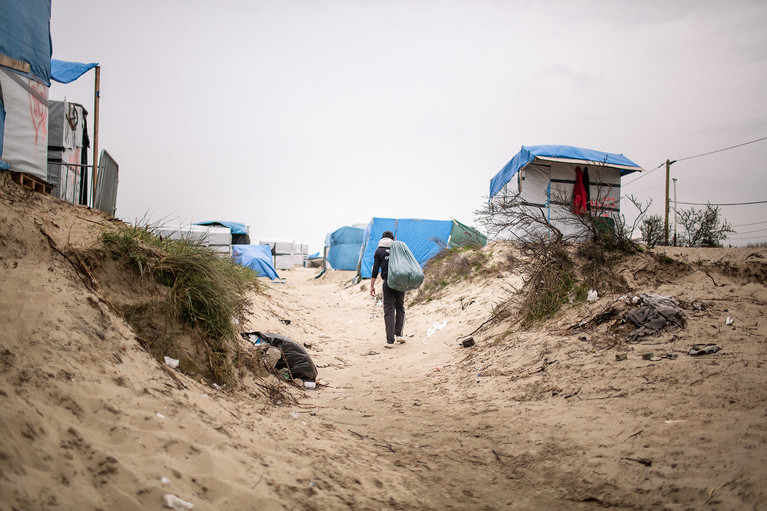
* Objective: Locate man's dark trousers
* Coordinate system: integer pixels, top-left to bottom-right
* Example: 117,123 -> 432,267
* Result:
382,281 -> 405,342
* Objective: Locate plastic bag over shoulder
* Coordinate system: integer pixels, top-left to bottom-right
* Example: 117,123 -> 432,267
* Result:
387,240 -> 424,292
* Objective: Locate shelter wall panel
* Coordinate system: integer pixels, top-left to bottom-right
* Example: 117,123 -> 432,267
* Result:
0,68 -> 49,180
520,164 -> 550,206
274,254 -> 294,270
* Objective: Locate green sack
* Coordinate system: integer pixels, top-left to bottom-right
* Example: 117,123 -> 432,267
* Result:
387,240 -> 424,292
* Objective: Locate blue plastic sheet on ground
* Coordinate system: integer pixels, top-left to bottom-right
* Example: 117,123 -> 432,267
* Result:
232,244 -> 280,280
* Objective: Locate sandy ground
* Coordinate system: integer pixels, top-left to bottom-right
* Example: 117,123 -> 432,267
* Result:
1,172 -> 766,510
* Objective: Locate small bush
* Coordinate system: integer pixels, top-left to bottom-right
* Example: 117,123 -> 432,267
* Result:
101,224 -> 261,386
410,246 -> 490,304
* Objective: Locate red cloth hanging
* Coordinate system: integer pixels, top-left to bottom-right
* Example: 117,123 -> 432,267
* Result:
572,166 -> 588,214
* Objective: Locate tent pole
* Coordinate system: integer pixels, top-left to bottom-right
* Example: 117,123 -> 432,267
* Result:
672,178 -> 678,246
664,159 -> 670,246
91,65 -> 101,207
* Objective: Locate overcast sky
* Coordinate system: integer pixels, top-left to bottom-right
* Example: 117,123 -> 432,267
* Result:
49,0 -> 767,251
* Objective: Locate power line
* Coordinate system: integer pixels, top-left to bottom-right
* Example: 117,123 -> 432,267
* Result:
675,199 -> 767,206
622,162 -> 664,187
623,135 -> 767,187
675,135 -> 767,163
733,219 -> 767,227
733,227 -> 767,235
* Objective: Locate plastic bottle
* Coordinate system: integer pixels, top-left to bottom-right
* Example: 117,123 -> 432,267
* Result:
304,381 -> 316,389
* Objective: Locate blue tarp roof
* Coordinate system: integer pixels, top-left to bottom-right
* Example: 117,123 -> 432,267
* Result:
326,226 -> 364,271
195,221 -> 249,235
0,0 -> 52,85
489,145 -> 643,198
359,218 -> 453,279
232,244 -> 280,280
51,59 -> 98,84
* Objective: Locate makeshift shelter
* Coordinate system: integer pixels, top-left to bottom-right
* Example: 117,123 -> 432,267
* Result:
154,224 -> 232,255
489,145 -> 643,240
195,221 -> 251,245
47,100 -> 90,205
0,0 -> 52,179
357,217 -> 486,279
325,226 -> 365,271
231,245 -> 280,280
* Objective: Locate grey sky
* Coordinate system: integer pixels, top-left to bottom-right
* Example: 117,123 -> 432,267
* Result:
49,0 -> 767,251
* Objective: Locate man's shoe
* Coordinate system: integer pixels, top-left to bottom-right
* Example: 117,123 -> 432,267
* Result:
395,336 -> 406,344
384,342 -> 395,349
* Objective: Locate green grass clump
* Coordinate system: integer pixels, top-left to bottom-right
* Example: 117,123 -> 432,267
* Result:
101,224 -> 260,385
411,246 -> 490,304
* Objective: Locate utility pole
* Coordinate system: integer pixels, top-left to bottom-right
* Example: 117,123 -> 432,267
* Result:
672,177 -> 678,246
663,159 -> 676,246
664,159 -> 670,246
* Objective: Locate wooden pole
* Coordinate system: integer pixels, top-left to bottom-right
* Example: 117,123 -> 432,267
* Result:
664,159 -> 670,246
92,65 -> 101,206
672,177 -> 678,246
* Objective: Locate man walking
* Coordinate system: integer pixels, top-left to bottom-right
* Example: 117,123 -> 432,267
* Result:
370,231 -> 406,349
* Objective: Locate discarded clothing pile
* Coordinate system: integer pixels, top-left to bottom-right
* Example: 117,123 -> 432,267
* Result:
625,293 -> 685,342
241,331 -> 318,381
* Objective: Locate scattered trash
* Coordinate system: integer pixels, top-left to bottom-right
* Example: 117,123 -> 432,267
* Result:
160,476 -> 171,485
262,347 -> 282,368
664,419 -> 687,424
363,350 -> 379,356
663,353 -> 678,360
304,381 -> 316,389
279,319 -> 291,325
615,353 -> 627,361
725,317 -> 734,326
435,366 -> 442,371
244,333 -> 264,345
460,337 -> 475,348
625,293 -> 685,342
642,353 -> 654,360
421,320 -> 447,344
242,331 -> 319,381
163,494 -> 194,510
688,344 -> 721,356
587,289 -> 599,302
211,383 -> 222,391
163,356 -> 180,369
289,411 -> 300,418
156,413 -> 165,419
691,301 -> 707,311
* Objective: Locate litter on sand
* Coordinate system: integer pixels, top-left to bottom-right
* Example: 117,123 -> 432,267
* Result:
421,320 -> 447,344
688,344 -> 721,356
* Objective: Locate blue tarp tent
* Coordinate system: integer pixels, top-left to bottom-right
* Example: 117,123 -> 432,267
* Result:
195,220 -> 248,234
358,218 -> 454,279
326,226 -> 365,271
489,145 -> 643,199
232,244 -> 280,280
0,0 -> 52,86
0,0 -> 52,174
51,59 -> 98,84
195,221 -> 250,245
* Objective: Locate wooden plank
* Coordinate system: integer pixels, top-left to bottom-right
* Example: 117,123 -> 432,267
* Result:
9,171 -> 52,194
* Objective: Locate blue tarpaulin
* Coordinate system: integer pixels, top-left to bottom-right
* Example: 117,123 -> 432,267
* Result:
195,221 -> 249,235
232,244 -> 280,280
489,145 -> 643,198
51,59 -> 98,84
358,218 -> 453,279
0,0 -> 52,85
326,226 -> 364,271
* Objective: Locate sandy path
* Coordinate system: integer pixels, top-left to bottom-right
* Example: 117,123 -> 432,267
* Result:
246,261 -> 767,511
251,268 -> 602,510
